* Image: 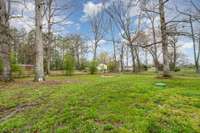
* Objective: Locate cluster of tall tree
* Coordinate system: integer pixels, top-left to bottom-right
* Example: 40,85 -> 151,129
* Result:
0,0 -> 75,82
0,0 -> 200,82
97,0 -> 200,76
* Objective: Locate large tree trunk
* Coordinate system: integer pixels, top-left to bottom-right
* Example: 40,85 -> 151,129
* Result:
126,47 -> 129,67
173,44 -> 177,71
46,0 -> 53,75
130,45 -> 136,72
113,41 -> 116,62
159,0 -> 170,77
93,43 -> 97,61
0,44 -> 12,81
0,0 -> 12,81
120,44 -> 124,72
75,46 -> 80,70
34,0 -> 45,81
154,58 -> 160,71
145,50 -> 148,65
151,20 -> 159,72
46,43 -> 51,75
189,16 -> 200,73
46,24 -> 52,75
135,46 -> 140,72
197,37 -> 200,73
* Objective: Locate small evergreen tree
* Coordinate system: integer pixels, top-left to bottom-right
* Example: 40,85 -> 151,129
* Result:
63,54 -> 75,76
89,60 -> 97,74
108,61 -> 119,72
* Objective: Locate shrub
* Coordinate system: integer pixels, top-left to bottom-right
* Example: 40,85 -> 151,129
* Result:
79,63 -> 86,71
174,67 -> 181,72
108,61 -> 118,72
63,54 -> 75,76
89,60 -> 97,74
169,63 -> 181,72
11,64 -> 23,76
79,58 -> 89,71
141,64 -> 148,71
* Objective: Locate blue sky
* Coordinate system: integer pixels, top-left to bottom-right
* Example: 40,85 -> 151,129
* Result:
10,0 -> 199,64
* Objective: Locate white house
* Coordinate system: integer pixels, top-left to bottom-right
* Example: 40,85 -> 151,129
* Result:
97,64 -> 108,72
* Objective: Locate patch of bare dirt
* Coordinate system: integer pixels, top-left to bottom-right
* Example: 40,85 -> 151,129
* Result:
155,75 -> 172,79
100,73 -> 118,78
0,79 -> 82,90
0,90 -> 55,123
0,102 -> 40,123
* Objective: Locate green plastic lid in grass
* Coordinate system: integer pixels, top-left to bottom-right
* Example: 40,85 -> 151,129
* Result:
155,83 -> 166,87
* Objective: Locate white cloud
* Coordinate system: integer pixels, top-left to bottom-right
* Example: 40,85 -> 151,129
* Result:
10,1 -> 35,32
10,1 -> 73,34
181,41 -> 193,49
81,1 -> 103,21
178,37 -> 193,50
84,1 -> 103,17
81,0 -> 140,22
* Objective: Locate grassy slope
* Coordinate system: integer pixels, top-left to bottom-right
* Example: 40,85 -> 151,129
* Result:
0,72 -> 200,133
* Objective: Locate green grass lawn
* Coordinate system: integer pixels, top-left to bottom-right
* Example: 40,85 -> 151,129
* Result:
0,72 -> 200,133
